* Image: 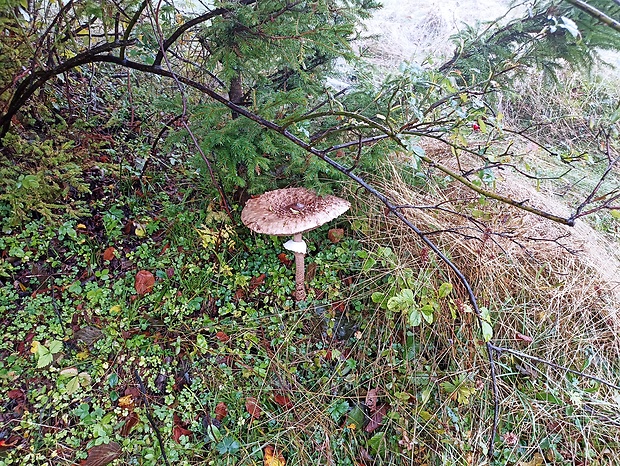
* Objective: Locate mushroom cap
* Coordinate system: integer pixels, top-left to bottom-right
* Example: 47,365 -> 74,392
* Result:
241,187 -> 350,236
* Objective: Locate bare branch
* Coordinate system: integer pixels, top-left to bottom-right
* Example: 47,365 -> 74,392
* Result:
562,0 -> 620,33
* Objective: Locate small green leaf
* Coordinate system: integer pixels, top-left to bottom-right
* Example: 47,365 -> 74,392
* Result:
438,282 -> 453,298
408,309 -> 422,327
65,376 -> 80,395
48,340 -> 63,354
37,352 -> 53,368
345,404 -> 365,430
216,436 -> 240,454
108,373 -> 119,388
481,321 -> 493,342
371,292 -> 385,304
367,432 -> 385,455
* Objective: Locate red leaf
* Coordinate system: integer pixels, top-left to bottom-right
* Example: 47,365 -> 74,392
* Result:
274,394 -> 293,409
277,253 -> 293,267
327,228 -> 344,244
173,424 -> 192,443
135,270 -> 155,295
215,331 -> 230,342
364,404 -> 388,433
332,301 -> 346,313
7,389 -> 25,400
120,411 -> 140,437
215,402 -> 228,421
172,414 -> 193,443
516,332 -> 533,344
249,273 -> 266,292
102,247 -> 116,261
0,436 -> 20,450
246,397 -> 262,419
80,442 -> 122,466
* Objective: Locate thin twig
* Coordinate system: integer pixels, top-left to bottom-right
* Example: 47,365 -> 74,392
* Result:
489,344 -> 620,391
134,369 -> 171,466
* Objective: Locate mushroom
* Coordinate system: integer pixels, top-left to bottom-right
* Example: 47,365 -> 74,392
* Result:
241,187 -> 350,301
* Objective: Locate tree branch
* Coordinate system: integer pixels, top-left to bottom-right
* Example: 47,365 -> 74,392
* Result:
562,0 -> 620,33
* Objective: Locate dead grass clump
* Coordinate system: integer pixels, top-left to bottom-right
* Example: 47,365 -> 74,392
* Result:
346,155 -> 620,462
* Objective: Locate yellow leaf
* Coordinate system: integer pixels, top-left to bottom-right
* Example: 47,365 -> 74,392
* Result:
76,351 -> 90,360
77,224 -> 87,229
263,445 -> 285,466
118,395 -> 134,409
518,453 -> 544,466
110,305 -> 122,315
30,341 -> 40,354
135,224 -> 146,237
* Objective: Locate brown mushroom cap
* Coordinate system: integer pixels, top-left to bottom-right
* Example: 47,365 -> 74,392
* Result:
241,187 -> 350,236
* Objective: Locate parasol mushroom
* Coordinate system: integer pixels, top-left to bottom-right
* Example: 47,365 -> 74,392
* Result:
241,187 -> 350,301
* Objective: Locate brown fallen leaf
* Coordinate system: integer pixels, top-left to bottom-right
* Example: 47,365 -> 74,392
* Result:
120,411 -> 140,436
517,453 -> 544,466
273,394 -> 293,409
0,436 -> 20,450
215,402 -> 228,421
249,273 -> 266,292
135,270 -> 155,295
365,388 -> 378,413
263,444 -> 286,466
516,332 -> 533,344
364,404 -> 388,433
172,413 -> 193,443
327,228 -> 344,244
215,331 -> 230,342
173,423 -> 192,443
102,247 -> 116,261
277,252 -> 293,267
246,397 -> 262,419
80,442 -> 122,466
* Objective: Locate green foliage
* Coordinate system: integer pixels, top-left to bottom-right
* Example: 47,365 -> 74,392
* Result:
0,132 -> 90,226
444,0 -> 620,84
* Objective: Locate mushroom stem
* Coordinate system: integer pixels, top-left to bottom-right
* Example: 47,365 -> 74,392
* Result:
293,232 -> 306,301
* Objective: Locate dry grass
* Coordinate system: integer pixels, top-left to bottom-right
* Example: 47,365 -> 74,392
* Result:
342,151 -> 620,464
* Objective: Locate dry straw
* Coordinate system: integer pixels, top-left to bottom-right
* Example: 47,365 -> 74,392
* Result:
344,148 -> 620,462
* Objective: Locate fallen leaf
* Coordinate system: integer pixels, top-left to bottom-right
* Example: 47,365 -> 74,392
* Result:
277,252 -> 293,267
274,394 -> 293,409
135,270 -> 155,295
364,404 -> 388,433
263,444 -> 286,466
80,442 -> 122,466
173,423 -> 192,443
249,273 -> 266,292
215,402 -> 228,421
516,332 -> 533,344
365,388 -> 378,413
0,436 -> 20,450
246,397 -> 262,419
103,247 -> 116,261
328,228 -> 344,244
7,389 -> 25,400
120,411 -> 140,436
118,395 -> 134,409
215,331 -> 230,342
75,326 -> 104,346
518,453 -> 544,466
332,301 -> 346,313
172,413 -> 193,443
